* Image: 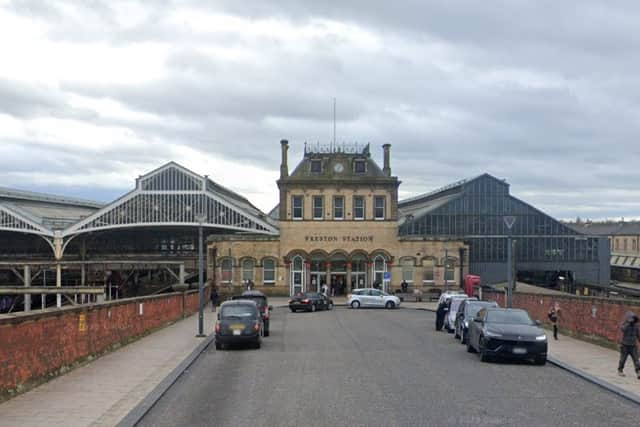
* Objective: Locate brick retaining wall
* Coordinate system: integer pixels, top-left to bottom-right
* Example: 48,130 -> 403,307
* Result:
483,290 -> 640,349
0,290 -> 202,402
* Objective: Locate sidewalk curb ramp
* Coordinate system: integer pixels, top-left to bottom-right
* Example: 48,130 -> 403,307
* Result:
116,333 -> 215,427
547,356 -> 640,406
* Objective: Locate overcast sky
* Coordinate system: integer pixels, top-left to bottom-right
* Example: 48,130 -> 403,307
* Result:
1,0 -> 638,221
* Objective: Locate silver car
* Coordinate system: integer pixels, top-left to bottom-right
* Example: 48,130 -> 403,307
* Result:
348,288 -> 401,309
444,295 -> 469,332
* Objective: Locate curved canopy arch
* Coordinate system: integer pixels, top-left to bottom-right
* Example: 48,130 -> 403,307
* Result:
0,203 -> 54,237
62,162 -> 278,238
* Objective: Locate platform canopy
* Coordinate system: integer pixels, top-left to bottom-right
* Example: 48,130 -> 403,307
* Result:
61,162 -> 278,238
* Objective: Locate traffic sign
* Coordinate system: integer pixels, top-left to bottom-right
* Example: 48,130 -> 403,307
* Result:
383,271 -> 391,281
504,215 -> 516,230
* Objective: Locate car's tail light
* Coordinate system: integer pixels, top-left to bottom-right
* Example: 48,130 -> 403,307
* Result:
215,323 -> 221,333
253,322 -> 260,332
302,299 -> 310,304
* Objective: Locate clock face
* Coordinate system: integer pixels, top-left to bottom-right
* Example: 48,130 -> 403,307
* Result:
333,163 -> 344,173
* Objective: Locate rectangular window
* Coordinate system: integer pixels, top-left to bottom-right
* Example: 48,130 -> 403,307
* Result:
310,159 -> 322,174
263,259 -> 275,284
374,196 -> 385,220
313,196 -> 324,220
353,196 -> 365,220
354,159 -> 366,174
333,196 -> 344,220
292,196 -> 304,220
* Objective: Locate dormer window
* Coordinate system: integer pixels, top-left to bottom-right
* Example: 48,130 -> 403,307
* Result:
354,159 -> 366,174
310,159 -> 322,174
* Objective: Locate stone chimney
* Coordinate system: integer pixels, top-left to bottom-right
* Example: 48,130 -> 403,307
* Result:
280,139 -> 289,178
382,143 -> 391,176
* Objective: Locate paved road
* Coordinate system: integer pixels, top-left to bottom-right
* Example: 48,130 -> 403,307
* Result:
139,307 -> 640,427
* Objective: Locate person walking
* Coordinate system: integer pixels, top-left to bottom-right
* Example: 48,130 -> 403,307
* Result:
435,297 -> 447,331
401,280 -> 408,293
618,311 -> 640,378
548,305 -> 559,340
210,285 -> 219,312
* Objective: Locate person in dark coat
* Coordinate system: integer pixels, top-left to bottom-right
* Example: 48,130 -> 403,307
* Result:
210,286 -> 219,312
435,297 -> 448,331
618,311 -> 640,378
548,305 -> 559,340
401,280 -> 408,293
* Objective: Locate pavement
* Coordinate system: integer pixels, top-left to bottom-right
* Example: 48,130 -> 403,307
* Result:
0,297 -> 638,426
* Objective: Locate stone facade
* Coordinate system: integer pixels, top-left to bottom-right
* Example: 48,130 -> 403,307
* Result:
207,142 -> 467,296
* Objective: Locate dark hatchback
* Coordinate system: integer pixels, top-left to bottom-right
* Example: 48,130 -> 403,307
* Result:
232,290 -> 272,336
467,308 -> 547,365
454,300 -> 499,344
289,292 -> 334,312
215,300 -> 262,350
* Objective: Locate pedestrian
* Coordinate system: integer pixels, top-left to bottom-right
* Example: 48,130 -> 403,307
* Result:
321,282 -> 328,296
401,280 -> 408,293
210,285 -> 219,312
548,305 -> 559,340
618,311 -> 640,378
435,297 -> 447,331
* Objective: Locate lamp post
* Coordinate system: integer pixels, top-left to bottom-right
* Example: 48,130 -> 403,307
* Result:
444,248 -> 448,292
196,213 -> 206,337
504,216 -> 516,308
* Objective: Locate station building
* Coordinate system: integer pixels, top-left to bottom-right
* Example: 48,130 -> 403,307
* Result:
207,142 -> 467,296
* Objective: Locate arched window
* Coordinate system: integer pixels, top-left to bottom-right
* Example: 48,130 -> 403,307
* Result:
444,257 -> 457,282
401,258 -> 414,284
291,255 -> 305,295
242,259 -> 255,282
221,258 -> 232,284
263,259 -> 276,284
422,258 -> 435,284
372,255 -> 387,288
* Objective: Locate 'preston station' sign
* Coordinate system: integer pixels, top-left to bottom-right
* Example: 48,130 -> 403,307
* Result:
305,235 -> 374,243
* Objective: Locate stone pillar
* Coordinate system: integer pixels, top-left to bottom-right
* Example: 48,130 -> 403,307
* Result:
24,265 -> 31,312
346,262 -> 352,294
179,263 -> 185,286
326,262 -> 332,296
382,144 -> 391,176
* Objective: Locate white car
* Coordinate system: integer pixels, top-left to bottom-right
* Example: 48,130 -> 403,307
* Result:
444,294 -> 469,333
348,288 -> 401,309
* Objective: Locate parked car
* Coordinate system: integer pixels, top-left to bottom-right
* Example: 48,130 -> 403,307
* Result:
232,290 -> 272,337
444,294 -> 470,333
466,308 -> 547,365
436,290 -> 465,306
289,292 -> 334,312
215,300 -> 263,350
347,288 -> 401,309
454,300 -> 498,343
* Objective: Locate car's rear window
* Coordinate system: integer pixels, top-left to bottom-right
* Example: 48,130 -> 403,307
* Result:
221,305 -> 257,318
234,295 -> 266,306
466,302 -> 497,318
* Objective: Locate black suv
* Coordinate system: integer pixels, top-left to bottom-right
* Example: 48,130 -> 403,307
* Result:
232,290 -> 273,336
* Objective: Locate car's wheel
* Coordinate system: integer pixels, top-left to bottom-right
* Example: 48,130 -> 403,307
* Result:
215,341 -> 222,350
290,308 -> 296,312
534,356 -> 547,366
254,339 -> 261,349
385,301 -> 395,309
351,300 -> 360,309
311,303 -> 317,312
328,302 -> 333,310
479,337 -> 491,362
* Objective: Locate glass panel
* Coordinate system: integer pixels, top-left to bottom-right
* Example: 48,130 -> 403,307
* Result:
242,259 -> 254,281
313,196 -> 324,220
354,196 -> 365,220
375,196 -> 385,219
334,196 -> 344,219
292,196 -> 304,219
263,259 -> 275,282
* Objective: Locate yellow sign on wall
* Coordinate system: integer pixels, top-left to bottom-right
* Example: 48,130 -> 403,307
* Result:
78,314 -> 87,333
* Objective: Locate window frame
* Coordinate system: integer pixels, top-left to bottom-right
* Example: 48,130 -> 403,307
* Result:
221,258 -> 233,284
312,195 -> 324,220
292,195 -> 304,220
333,196 -> 344,220
262,258 -> 276,284
354,159 -> 366,174
310,159 -> 322,174
374,196 -> 386,220
353,196 -> 365,220
242,258 -> 255,282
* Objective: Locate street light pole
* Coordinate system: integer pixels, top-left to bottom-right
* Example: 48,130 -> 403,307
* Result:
444,248 -> 448,292
196,214 -> 206,337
